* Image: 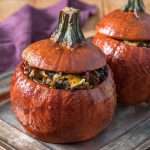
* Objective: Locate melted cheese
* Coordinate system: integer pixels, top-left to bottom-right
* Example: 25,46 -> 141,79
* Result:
66,75 -> 86,88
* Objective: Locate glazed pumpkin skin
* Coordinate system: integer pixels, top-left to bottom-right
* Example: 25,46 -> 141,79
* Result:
93,34 -> 150,105
93,0 -> 150,105
10,7 -> 116,143
22,39 -> 106,73
96,0 -> 149,41
96,9 -> 150,41
11,64 -> 116,143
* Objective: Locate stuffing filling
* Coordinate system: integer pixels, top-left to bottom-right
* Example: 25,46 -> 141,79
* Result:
123,40 -> 150,48
22,62 -> 108,90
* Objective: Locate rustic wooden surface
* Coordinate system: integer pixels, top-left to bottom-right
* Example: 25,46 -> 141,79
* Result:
0,120 -> 50,150
0,70 -> 150,150
0,71 -> 12,102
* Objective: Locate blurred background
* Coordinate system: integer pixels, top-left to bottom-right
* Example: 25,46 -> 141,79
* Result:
1,0 -> 150,35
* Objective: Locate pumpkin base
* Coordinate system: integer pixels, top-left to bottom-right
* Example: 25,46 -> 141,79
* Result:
93,34 -> 150,105
21,124 -> 109,143
11,64 -> 116,143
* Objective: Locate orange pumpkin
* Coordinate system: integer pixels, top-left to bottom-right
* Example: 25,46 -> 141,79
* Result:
93,0 -> 150,105
11,7 -> 116,143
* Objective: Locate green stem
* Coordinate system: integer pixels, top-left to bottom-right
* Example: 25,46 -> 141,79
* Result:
50,7 -> 85,48
123,0 -> 145,16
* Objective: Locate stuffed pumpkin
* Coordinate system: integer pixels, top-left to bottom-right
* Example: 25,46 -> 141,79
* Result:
11,7 -> 116,143
93,0 -> 150,105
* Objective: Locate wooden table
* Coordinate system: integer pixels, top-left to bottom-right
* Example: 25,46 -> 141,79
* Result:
0,68 -> 150,150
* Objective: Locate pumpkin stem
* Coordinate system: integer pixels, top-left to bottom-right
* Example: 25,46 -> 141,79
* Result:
50,7 -> 85,48
123,0 -> 145,16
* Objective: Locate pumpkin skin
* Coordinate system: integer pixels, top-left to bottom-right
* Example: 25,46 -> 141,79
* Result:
93,0 -> 150,105
11,64 -> 116,143
96,10 -> 150,41
10,7 -> 116,143
22,39 -> 106,73
93,34 -> 150,105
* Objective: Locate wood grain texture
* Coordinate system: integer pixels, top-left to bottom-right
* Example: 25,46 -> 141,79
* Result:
0,119 -> 50,150
0,139 -> 16,150
101,118 -> 150,150
0,71 -> 13,101
135,138 -> 150,150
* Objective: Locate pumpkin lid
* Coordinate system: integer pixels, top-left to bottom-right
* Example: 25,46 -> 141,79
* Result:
96,0 -> 150,40
22,7 -> 106,73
